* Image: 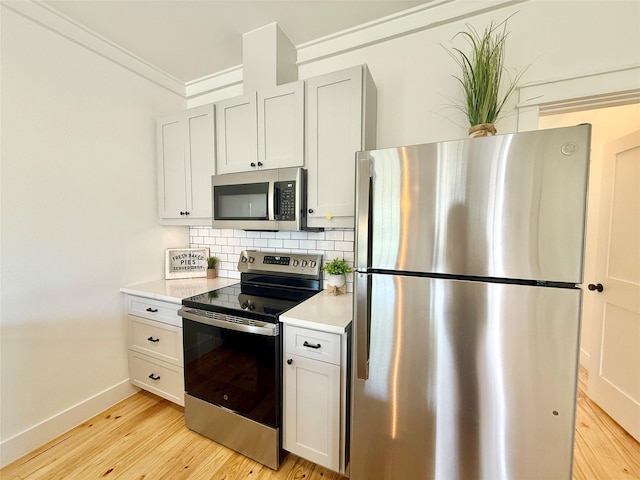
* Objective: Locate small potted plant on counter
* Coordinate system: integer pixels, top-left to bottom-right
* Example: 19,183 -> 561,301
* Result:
322,258 -> 352,295
206,256 -> 218,279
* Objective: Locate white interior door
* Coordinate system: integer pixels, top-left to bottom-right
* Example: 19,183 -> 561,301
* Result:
588,130 -> 640,442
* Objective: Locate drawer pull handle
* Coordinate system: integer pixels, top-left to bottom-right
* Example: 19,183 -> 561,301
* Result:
147,336 -> 160,343
303,341 -> 322,349
146,308 -> 158,313
148,373 -> 160,381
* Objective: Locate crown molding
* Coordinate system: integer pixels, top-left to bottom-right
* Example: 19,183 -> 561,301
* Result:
4,0 -> 527,100
295,0 -> 527,66
2,0 -> 186,97
185,65 -> 243,100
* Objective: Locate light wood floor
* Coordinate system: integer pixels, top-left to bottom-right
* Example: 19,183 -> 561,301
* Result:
2,368 -> 639,479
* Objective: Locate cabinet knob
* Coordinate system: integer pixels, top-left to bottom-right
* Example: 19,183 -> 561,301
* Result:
308,209 -> 314,214
287,358 -> 293,365
250,162 -> 256,167
180,211 -> 190,216
257,161 -> 263,167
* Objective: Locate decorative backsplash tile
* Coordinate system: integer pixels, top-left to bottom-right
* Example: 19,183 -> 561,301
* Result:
190,228 -> 355,292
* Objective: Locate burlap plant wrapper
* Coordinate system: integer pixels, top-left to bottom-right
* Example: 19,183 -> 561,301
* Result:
327,283 -> 347,295
468,123 -> 497,137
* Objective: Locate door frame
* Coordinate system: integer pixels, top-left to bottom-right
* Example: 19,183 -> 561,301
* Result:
515,66 -> 640,364
516,66 -> 640,132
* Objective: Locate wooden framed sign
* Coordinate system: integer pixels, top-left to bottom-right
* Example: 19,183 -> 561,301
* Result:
165,248 -> 209,279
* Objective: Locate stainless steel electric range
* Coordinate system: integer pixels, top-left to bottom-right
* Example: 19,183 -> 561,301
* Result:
178,250 -> 323,470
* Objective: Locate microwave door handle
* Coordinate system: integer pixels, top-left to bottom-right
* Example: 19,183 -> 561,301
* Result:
274,185 -> 281,218
267,180 -> 275,220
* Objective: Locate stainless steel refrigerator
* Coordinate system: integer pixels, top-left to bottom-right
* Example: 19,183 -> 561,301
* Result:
351,125 -> 591,480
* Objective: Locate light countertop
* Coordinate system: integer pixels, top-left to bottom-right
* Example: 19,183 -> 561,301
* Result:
121,278 -> 353,334
280,290 -> 353,334
120,277 -> 238,304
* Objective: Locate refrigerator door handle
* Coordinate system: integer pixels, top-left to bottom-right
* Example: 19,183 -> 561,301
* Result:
355,272 -> 371,380
355,155 -> 372,270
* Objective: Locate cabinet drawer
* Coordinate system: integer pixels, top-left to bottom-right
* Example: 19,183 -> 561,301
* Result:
128,351 -> 184,406
129,316 -> 183,366
285,325 -> 340,365
126,295 -> 181,327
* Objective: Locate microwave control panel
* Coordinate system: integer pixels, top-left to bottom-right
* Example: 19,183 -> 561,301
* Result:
274,181 -> 296,221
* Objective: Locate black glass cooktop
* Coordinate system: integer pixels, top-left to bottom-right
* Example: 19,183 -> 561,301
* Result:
182,281 -> 320,323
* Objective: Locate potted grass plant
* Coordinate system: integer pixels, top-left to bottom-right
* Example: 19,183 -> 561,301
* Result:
446,16 -> 527,137
206,256 -> 218,279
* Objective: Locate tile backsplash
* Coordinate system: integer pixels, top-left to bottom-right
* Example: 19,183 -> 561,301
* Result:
190,228 -> 355,292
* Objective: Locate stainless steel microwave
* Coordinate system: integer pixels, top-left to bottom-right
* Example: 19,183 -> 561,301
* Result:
211,167 -> 307,231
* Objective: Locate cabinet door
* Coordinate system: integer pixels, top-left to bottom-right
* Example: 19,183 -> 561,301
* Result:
257,81 -> 304,170
157,114 -> 187,219
157,105 -> 215,222
306,66 -> 369,229
283,353 -> 340,471
185,104 -> 215,218
216,93 -> 258,174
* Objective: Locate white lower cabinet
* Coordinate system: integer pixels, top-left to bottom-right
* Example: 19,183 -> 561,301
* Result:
283,325 -> 346,473
125,294 -> 184,406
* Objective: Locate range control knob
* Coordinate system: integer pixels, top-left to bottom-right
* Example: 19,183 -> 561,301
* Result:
241,255 -> 248,263
309,260 -> 317,268
248,256 -> 255,263
292,259 -> 300,267
301,260 -> 308,267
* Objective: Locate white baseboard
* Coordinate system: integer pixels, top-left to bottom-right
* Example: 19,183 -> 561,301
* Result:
0,380 -> 139,468
580,348 -> 591,371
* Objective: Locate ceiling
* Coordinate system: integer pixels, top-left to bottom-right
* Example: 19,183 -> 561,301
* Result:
44,0 -> 429,84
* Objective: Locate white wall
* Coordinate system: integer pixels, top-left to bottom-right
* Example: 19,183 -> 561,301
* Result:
297,0 -> 640,148
0,6 -> 188,465
189,2 -> 639,146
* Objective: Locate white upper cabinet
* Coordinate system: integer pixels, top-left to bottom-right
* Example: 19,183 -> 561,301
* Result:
216,81 -> 304,174
215,93 -> 258,174
157,104 -> 215,225
258,82 -> 304,170
305,65 -> 377,229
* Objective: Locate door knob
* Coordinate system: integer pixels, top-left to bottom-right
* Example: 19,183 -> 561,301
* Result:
588,283 -> 604,292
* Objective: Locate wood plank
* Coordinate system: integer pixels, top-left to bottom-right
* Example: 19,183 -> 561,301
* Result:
2,368 -> 639,479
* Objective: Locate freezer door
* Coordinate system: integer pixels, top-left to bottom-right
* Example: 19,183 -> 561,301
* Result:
351,273 -> 581,480
356,125 -> 590,283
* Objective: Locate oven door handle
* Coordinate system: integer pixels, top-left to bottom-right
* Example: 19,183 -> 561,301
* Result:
178,308 -> 279,337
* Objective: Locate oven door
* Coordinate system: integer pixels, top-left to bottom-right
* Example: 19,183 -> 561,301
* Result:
182,315 -> 281,428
